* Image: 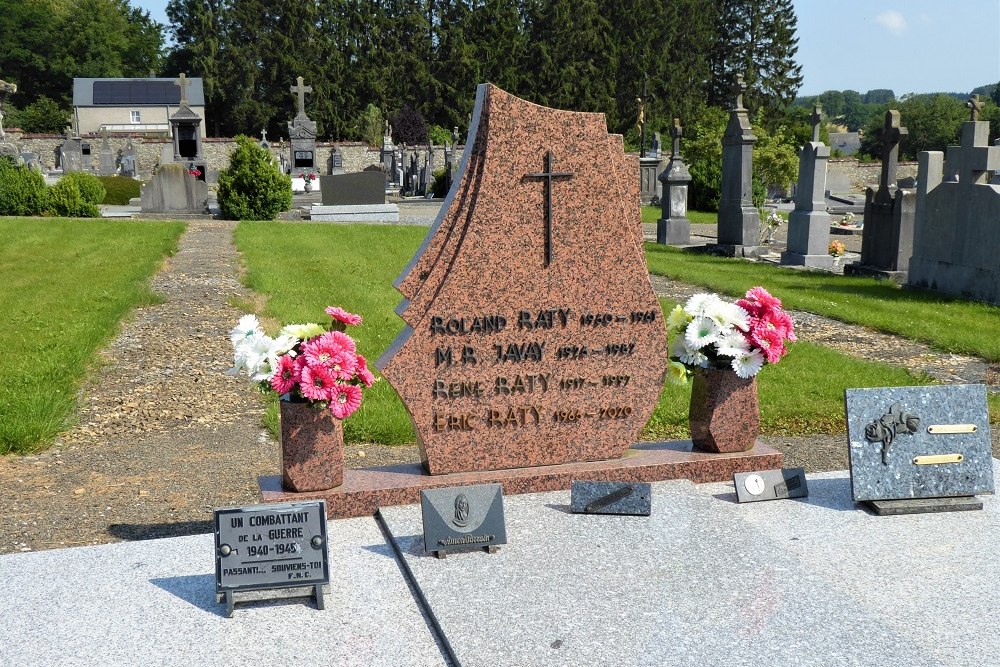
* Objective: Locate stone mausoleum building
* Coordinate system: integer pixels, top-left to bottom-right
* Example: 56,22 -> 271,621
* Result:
72,77 -> 206,138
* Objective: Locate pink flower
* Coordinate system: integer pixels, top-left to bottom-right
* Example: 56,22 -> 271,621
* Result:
330,383 -> 362,419
302,331 -> 353,364
270,355 -> 300,394
327,349 -> 357,381
325,306 -> 362,326
356,354 -> 375,387
747,323 -> 786,364
300,364 -> 336,401
742,286 -> 782,311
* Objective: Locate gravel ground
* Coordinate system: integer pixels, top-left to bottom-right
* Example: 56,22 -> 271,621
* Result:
0,214 -> 996,555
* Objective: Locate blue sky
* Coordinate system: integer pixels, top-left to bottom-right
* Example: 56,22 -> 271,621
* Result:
136,0 -> 1000,97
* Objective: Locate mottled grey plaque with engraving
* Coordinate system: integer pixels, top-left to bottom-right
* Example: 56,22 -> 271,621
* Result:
734,468 -> 808,503
570,480 -> 652,515
214,500 -> 329,617
846,385 -> 994,504
420,484 -> 506,558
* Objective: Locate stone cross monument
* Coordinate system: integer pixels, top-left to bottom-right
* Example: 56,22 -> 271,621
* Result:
287,76 -> 317,175
657,117 -> 692,245
716,74 -> 761,255
781,104 -> 833,268
846,109 -> 914,279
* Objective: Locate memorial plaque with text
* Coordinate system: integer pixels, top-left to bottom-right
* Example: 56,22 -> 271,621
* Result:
214,500 -> 329,615
377,84 -> 668,475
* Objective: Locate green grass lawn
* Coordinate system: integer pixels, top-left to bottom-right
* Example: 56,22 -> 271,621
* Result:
645,244 -> 1000,362
641,206 -> 717,225
1,218 -> 185,454
235,223 -> 954,446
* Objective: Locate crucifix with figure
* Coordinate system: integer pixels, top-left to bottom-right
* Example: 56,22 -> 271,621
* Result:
526,150 -> 574,267
876,110 -> 907,205
290,76 -> 312,117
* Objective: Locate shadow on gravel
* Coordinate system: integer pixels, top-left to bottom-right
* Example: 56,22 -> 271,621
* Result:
108,520 -> 213,541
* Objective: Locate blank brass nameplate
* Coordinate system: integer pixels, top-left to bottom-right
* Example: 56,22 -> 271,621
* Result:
913,454 -> 964,465
927,424 -> 977,434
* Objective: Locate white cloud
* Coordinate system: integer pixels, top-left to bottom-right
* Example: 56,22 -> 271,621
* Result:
876,10 -> 907,35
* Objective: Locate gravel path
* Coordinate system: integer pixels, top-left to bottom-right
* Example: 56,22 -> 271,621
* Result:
1,217 -> 996,555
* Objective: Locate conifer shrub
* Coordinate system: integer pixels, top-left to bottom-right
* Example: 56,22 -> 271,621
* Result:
97,176 -> 141,204
60,172 -> 106,205
49,178 -> 100,217
217,135 -> 292,221
0,156 -> 49,216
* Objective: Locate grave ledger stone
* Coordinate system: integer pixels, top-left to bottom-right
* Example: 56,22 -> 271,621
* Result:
309,171 -> 399,222
378,83 -> 669,475
781,105 -> 833,269
907,103 -> 1000,305
845,110 -> 914,281
716,75 -> 763,256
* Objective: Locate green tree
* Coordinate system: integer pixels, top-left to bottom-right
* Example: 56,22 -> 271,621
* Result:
709,0 -> 803,121
165,0 -> 227,135
8,96 -> 70,134
859,95 -> 968,161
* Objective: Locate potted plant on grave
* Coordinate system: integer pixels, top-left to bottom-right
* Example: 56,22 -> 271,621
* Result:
230,306 -> 374,492
666,287 -> 795,452
299,171 -> 317,192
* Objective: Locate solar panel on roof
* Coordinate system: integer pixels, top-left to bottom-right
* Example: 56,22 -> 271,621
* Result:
92,80 -> 182,105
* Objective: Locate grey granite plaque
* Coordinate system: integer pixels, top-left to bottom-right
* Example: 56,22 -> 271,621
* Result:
319,171 -> 387,205
420,484 -> 506,558
214,500 -> 329,617
846,385 -> 994,504
734,468 -> 808,503
570,481 -> 652,515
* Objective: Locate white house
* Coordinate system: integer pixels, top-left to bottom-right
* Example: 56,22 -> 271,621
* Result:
72,77 -> 206,137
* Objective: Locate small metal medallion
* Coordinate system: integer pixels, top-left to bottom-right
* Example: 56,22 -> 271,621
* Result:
865,401 -> 920,465
734,468 -> 808,503
452,493 -> 470,527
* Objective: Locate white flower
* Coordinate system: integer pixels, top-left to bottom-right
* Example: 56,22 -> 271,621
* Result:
684,293 -> 723,317
709,301 -> 750,331
236,332 -> 275,380
231,314 -> 262,346
731,350 -> 765,378
716,330 -> 751,357
685,316 -> 721,349
280,322 -> 326,341
671,336 -> 708,367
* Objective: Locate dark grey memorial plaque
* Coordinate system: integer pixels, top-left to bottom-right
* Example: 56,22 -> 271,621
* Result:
734,468 -> 808,503
214,500 -> 329,617
570,481 -> 652,515
420,484 -> 506,558
846,385 -> 994,513
319,171 -> 387,205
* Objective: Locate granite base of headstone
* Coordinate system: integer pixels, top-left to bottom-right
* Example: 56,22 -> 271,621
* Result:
140,163 -> 209,214
846,384 -> 994,515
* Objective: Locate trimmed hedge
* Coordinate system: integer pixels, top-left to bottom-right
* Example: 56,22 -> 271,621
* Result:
49,178 -> 99,217
98,176 -> 141,205
218,135 -> 292,221
59,172 -> 106,206
0,157 -> 49,216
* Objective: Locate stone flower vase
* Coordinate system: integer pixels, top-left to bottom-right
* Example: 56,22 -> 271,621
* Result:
688,367 -> 760,453
279,395 -> 344,492
303,176 -> 313,193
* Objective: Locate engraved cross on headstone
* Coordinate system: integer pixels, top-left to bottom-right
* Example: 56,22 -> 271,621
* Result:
670,117 -> 683,158
525,150 -> 574,267
733,74 -> 747,110
810,104 -> 823,143
174,73 -> 191,108
966,94 -> 983,122
290,76 -> 312,117
876,109 -> 907,205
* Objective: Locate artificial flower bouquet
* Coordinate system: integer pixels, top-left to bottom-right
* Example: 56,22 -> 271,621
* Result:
828,240 -> 846,257
230,306 -> 374,419
667,287 -> 796,384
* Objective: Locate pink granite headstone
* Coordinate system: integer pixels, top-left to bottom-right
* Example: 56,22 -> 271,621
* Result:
377,84 -> 668,475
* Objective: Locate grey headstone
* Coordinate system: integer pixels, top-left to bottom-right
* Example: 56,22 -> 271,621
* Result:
420,484 -> 506,557
140,163 -> 208,213
717,75 -> 761,252
657,118 -> 692,245
570,481 -> 651,515
781,124 -> 834,269
734,468 -> 808,503
319,171 -> 387,206
846,385 -> 994,502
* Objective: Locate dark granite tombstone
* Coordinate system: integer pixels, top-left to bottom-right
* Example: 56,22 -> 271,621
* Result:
846,385 -> 994,514
287,76 -> 317,176
717,75 -> 762,256
908,104 -> 1000,305
846,110 -> 914,281
318,172 -> 386,206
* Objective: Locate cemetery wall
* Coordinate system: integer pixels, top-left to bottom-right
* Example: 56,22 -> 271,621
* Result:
7,130 -> 449,181
827,158 -> 918,192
